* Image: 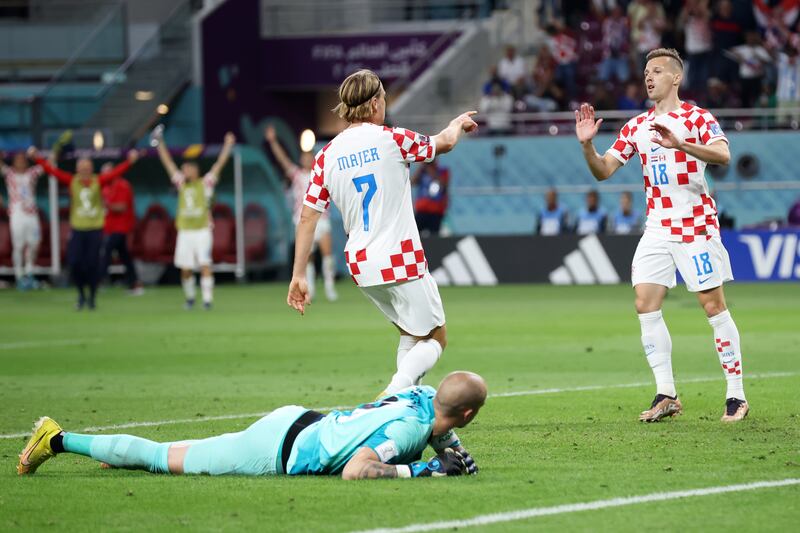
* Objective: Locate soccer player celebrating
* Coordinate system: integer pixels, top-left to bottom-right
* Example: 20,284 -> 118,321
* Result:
153,130 -> 235,310
265,125 -> 338,302
0,150 -> 44,290
575,48 -> 748,422
32,148 -> 139,310
18,371 -> 485,479
287,69 -> 478,396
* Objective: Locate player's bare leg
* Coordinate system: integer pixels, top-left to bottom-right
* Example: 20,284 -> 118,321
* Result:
318,232 -> 338,301
635,283 -> 682,422
25,241 -> 40,288
382,325 -> 446,396
697,285 -> 749,422
181,269 -> 196,309
200,264 -> 214,310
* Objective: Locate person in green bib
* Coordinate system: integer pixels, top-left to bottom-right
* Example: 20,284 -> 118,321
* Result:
154,129 -> 235,309
32,148 -> 140,310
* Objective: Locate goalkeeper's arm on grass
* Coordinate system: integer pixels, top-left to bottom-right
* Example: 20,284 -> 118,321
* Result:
341,446 -> 468,480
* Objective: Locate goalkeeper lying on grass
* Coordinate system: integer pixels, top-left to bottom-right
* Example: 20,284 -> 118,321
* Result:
18,371 -> 486,480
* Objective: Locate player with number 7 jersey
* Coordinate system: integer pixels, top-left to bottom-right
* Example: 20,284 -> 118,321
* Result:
288,69 -> 478,399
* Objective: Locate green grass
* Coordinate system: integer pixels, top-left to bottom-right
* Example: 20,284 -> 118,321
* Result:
1,282 -> 799,532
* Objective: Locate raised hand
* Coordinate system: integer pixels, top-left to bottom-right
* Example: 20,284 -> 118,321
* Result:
287,277 -> 311,315
649,123 -> 682,150
575,103 -> 603,144
224,132 -> 236,146
27,146 -> 40,160
455,111 -> 478,133
127,149 -> 140,163
265,125 -> 277,143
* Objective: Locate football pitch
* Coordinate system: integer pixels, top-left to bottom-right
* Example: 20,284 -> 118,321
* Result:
1,282 -> 798,531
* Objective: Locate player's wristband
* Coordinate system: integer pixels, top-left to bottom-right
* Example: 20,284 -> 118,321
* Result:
396,465 -> 412,478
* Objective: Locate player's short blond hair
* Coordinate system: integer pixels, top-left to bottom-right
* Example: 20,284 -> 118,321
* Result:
645,48 -> 684,71
333,69 -> 383,122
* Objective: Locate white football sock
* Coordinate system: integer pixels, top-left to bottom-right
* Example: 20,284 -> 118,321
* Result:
385,339 -> 442,394
322,255 -> 337,299
639,310 -> 676,398
709,310 -> 746,401
306,262 -> 316,300
200,274 -> 214,304
24,245 -> 36,276
182,276 -> 196,301
396,335 -> 418,369
12,243 -> 23,281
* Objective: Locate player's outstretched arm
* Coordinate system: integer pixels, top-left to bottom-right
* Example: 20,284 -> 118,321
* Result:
264,126 -> 296,180
649,123 -> 730,165
210,132 -> 236,178
287,205 -> 323,315
341,447 -> 468,480
432,111 -> 478,155
29,147 -> 72,185
153,129 -> 179,177
575,103 -> 622,181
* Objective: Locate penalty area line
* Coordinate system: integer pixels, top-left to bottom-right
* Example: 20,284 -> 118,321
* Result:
0,371 -> 796,440
353,478 -> 800,533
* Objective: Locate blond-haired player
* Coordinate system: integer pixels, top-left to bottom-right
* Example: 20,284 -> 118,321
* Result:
287,69 -> 477,399
575,48 -> 748,423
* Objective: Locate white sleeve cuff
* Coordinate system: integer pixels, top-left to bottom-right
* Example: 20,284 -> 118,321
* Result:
396,465 -> 412,478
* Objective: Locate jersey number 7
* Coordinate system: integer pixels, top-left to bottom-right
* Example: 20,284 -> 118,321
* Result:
352,174 -> 377,231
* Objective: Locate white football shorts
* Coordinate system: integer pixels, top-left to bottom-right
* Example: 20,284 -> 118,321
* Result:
359,274 -> 446,337
10,211 -> 41,247
631,231 -> 733,292
175,228 -> 212,269
313,217 -> 331,245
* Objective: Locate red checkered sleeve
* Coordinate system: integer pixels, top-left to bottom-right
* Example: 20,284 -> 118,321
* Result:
605,119 -> 637,164
302,144 -> 331,213
384,126 -> 436,164
694,109 -> 727,146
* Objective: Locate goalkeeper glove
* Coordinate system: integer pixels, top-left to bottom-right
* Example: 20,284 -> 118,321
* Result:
429,430 -> 478,475
406,448 -> 467,478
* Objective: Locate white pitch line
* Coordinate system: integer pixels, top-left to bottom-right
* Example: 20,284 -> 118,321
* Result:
0,338 -> 104,351
0,371 -> 796,440
354,478 -> 800,533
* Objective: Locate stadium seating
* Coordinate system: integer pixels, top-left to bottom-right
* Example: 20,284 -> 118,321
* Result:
244,203 -> 268,263
132,204 -> 175,264
211,203 -> 236,264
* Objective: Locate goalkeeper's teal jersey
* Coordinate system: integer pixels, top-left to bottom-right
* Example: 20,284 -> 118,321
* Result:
287,385 -> 436,475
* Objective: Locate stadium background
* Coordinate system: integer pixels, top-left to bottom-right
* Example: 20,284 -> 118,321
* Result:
1,1 -> 799,531
1,0 -> 799,284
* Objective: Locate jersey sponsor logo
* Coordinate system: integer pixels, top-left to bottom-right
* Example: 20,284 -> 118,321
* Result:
710,123 -> 722,135
337,147 -> 381,171
430,236 -> 498,286
549,234 -> 621,285
698,276 -> 713,285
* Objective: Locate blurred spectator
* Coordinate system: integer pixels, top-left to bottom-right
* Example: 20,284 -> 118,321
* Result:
776,42 -> 800,125
576,189 -> 607,235
538,188 -> 569,236
611,191 -> 641,234
546,20 -> 578,102
706,77 -> 735,108
617,81 -> 645,110
728,32 -> 772,107
680,0 -> 713,93
628,0 -> 666,72
100,161 -> 143,295
479,81 -> 514,135
788,196 -> 800,225
483,65 -> 511,95
599,6 -> 630,84
411,161 -> 449,236
593,84 -> 616,110
711,0 -> 745,84
523,47 -> 561,112
497,46 -> 527,89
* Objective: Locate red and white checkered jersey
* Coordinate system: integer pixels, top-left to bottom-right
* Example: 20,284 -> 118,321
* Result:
606,103 -> 727,243
2,166 -> 43,215
303,123 -> 436,287
287,164 -> 329,225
